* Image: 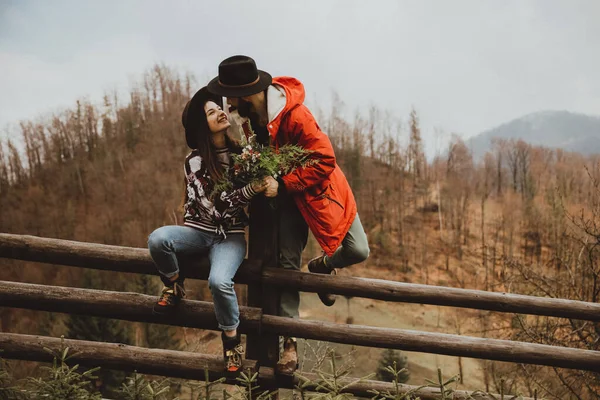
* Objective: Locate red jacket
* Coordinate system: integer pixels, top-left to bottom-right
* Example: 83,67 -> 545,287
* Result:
265,77 -> 357,256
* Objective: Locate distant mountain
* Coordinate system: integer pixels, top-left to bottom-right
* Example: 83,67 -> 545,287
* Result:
468,110 -> 600,158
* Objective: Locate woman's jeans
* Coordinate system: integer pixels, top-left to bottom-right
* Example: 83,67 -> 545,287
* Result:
148,225 -> 246,331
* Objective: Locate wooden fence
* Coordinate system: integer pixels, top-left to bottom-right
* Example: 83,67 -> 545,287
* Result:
1,226 -> 599,398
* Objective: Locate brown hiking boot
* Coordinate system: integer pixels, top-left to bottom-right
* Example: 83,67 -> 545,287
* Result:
152,282 -> 186,315
308,255 -> 337,306
276,337 -> 298,375
222,332 -> 244,373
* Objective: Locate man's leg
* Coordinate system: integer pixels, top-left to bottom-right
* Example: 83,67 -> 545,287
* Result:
326,213 -> 370,269
309,213 -> 369,306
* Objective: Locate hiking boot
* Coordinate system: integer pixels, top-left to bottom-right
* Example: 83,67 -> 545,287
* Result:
152,281 -> 186,315
276,337 -> 298,375
222,332 -> 244,373
308,255 -> 337,306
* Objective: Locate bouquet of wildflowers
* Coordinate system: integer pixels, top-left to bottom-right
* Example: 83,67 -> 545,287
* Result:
212,125 -> 317,198
233,135 -> 315,184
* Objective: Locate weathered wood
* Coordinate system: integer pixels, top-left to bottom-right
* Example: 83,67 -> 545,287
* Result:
0,280 -> 262,332
246,197 -> 280,369
0,233 -> 260,281
262,315 -> 600,372
263,271 -> 600,323
1,280 -> 599,372
0,332 -> 257,382
0,332 -> 532,400
2,233 -> 600,322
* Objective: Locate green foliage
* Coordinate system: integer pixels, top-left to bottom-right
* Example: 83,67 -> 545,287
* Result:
65,270 -> 134,395
371,353 -> 420,400
233,368 -> 276,400
372,230 -> 393,255
131,274 -> 181,351
24,339 -> 102,400
0,355 -> 25,400
375,349 -> 409,383
424,369 -> 458,400
186,369 -> 225,400
65,312 -> 131,394
296,349 -> 374,400
1,342 -> 537,400
117,371 -> 176,400
211,132 -> 316,200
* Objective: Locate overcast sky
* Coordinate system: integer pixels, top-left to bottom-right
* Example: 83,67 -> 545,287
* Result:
1,0 -> 599,153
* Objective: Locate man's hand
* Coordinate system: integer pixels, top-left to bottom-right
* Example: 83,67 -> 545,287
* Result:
263,176 -> 279,198
251,179 -> 268,193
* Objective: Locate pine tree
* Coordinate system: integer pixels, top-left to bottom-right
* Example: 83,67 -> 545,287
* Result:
65,270 -> 133,396
117,372 -> 173,400
376,348 -> 410,383
0,355 -> 24,400
133,274 -> 181,351
407,108 -> 425,182
25,341 -> 102,400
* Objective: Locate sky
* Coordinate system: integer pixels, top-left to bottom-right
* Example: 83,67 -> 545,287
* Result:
1,0 -> 599,154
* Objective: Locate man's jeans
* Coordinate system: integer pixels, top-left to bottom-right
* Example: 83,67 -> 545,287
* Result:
278,193 -> 370,318
148,225 -> 246,331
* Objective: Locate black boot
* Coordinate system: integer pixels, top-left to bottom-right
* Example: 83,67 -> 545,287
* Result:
222,332 -> 244,372
152,277 -> 186,315
308,255 -> 337,306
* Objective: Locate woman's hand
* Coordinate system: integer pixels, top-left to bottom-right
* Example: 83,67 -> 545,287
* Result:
263,176 -> 279,198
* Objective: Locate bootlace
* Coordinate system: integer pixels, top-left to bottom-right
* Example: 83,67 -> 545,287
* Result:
158,282 -> 186,305
225,343 -> 244,372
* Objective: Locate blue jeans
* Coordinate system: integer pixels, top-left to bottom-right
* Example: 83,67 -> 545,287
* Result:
147,225 -> 246,331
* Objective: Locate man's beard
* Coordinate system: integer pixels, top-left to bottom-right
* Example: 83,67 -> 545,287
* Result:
237,99 -> 253,118
238,98 -> 265,130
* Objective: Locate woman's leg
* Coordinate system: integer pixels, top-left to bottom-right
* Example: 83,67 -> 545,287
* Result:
208,233 -> 247,372
148,225 -> 216,282
208,233 -> 246,332
148,225 -> 218,313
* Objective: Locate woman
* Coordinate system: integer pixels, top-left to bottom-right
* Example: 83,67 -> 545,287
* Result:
147,86 -> 275,372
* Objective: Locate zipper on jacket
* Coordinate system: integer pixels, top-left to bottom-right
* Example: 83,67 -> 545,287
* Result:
325,194 -> 345,210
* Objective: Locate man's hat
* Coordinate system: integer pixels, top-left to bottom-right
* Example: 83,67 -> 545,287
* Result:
208,55 -> 272,98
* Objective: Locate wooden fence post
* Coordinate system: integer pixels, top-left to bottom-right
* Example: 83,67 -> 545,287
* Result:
246,196 -> 280,373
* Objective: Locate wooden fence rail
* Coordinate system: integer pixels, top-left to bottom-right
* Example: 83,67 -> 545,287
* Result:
2,280 -> 599,372
0,332 -> 532,400
2,233 -> 600,322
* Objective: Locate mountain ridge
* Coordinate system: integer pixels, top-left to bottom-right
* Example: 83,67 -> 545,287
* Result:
468,110 -> 600,158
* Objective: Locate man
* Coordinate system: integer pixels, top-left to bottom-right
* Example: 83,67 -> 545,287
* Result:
208,55 -> 369,374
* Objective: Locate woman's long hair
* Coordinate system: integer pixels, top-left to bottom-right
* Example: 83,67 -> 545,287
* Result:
183,87 -> 240,183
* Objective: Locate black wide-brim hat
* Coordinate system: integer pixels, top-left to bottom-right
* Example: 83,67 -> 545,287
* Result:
182,86 -> 223,149
207,55 -> 272,98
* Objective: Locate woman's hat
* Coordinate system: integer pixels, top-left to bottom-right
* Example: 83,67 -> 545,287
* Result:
207,55 -> 272,98
182,86 -> 222,149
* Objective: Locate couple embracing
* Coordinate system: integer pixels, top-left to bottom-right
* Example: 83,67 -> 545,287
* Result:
147,55 -> 370,374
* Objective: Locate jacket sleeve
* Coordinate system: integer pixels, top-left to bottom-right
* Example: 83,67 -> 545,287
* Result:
185,154 -> 257,225
280,105 -> 337,193
212,184 -> 256,221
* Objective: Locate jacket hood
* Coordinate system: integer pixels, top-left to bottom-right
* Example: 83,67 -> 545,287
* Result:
267,76 -> 305,141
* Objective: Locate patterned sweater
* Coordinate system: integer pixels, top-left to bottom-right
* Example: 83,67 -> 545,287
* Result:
183,148 -> 256,236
